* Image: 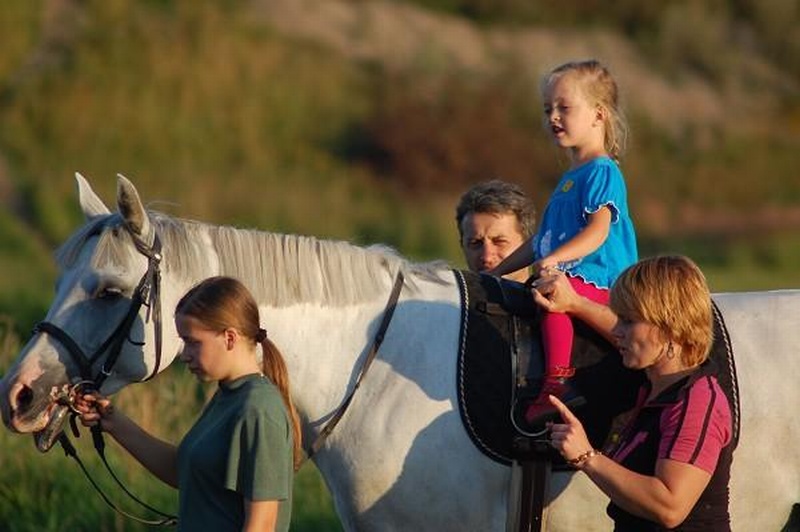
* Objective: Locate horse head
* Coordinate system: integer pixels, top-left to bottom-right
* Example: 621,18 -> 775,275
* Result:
0,174 -> 181,452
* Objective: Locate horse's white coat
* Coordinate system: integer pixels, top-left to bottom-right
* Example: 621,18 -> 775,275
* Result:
1,175 -> 797,531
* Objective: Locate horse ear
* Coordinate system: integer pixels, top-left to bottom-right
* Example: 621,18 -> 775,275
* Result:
75,172 -> 111,219
116,173 -> 151,237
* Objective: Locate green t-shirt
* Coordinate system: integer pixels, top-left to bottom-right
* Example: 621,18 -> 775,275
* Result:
177,373 -> 293,532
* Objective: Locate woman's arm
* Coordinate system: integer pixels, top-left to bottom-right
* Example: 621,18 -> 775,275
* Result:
76,394 -> 179,488
531,269 -> 618,343
243,499 -> 279,532
583,457 -> 711,528
548,396 -> 713,528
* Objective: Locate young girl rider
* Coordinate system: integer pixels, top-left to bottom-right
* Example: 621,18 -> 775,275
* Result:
491,59 -> 638,427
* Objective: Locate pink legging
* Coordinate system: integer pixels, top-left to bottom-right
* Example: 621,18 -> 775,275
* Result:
541,276 -> 609,372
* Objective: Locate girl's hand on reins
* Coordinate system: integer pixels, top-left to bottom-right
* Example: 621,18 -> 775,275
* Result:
74,393 -> 115,431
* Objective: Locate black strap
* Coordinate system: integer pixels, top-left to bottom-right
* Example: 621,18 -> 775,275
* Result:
512,437 -> 551,532
306,271 -> 405,460
33,322 -> 93,379
526,457 -> 550,532
59,430 -> 177,527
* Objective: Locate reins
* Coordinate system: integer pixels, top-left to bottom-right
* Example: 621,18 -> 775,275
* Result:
33,224 -> 177,527
58,429 -> 177,527
305,270 -> 405,462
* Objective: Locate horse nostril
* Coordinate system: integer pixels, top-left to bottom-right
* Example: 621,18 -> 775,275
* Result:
14,385 -> 34,412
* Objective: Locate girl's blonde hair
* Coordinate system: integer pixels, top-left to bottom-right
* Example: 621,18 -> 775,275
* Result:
543,59 -> 629,161
610,256 -> 714,367
176,276 -> 303,471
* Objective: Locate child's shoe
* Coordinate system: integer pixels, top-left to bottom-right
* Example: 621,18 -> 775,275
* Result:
523,366 -> 586,428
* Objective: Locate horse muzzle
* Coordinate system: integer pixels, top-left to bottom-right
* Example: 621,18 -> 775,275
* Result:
2,378 -> 77,452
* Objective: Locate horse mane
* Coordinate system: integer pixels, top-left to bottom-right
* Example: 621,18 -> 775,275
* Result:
56,211 -> 450,307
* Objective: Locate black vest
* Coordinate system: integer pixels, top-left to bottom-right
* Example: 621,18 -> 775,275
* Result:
607,362 -> 733,531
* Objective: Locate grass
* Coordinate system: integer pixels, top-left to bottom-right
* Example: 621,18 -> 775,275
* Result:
0,2 -> 799,528
640,231 -> 800,292
0,354 -> 343,531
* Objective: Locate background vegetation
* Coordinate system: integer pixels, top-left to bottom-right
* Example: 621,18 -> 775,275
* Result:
1,0 -> 798,530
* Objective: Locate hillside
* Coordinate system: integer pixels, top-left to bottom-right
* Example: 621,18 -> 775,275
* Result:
0,2 -> 799,530
253,0 -> 800,232
257,0 -> 769,133
1,0 -> 799,340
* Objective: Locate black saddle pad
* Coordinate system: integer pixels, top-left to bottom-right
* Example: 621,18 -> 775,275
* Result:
453,270 -> 741,466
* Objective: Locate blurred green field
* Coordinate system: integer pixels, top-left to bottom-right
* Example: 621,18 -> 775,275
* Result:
0,351 -> 343,532
1,1 -> 799,530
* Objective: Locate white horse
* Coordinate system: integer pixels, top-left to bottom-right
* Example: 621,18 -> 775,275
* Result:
0,175 -> 798,531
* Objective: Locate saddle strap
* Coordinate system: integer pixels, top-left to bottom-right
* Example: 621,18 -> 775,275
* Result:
508,438 -> 552,532
519,458 -> 549,532
306,270 -> 405,461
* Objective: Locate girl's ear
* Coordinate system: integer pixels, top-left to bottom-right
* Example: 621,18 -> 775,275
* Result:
594,105 -> 607,125
223,328 -> 238,350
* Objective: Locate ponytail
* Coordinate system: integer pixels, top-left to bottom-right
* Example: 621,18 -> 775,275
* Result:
177,276 -> 304,470
260,337 -> 303,471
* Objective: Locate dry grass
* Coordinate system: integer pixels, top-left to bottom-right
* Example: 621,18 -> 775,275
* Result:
251,0 -> 795,137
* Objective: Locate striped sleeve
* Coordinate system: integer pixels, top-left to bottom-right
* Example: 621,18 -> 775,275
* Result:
658,376 -> 732,473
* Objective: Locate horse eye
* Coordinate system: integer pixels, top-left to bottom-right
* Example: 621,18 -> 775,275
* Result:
97,286 -> 124,300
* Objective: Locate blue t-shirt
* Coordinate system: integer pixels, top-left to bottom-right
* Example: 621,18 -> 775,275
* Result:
533,156 -> 637,288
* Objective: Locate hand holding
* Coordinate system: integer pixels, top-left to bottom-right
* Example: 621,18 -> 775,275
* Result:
531,269 -> 581,314
74,393 -> 115,431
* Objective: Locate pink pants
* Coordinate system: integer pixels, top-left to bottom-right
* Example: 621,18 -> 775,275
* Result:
541,276 -> 609,373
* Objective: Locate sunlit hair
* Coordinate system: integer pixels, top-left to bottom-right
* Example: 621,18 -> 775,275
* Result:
542,59 -> 629,161
455,179 -> 536,240
176,276 -> 303,470
610,256 -> 713,367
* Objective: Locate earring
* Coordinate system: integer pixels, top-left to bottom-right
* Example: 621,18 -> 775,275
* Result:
666,342 -> 675,360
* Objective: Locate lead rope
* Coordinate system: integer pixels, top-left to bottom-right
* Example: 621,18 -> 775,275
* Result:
59,427 -> 177,527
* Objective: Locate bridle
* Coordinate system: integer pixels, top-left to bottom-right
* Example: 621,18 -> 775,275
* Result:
32,223 -> 177,526
34,226 -> 164,388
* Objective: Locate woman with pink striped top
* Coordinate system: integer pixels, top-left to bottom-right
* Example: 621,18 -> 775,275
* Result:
532,255 -> 732,531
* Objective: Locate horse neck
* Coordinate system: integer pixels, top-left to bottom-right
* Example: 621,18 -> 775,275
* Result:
158,217 -> 405,408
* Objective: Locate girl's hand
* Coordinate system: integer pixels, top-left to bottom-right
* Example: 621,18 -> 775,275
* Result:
547,395 -> 594,464
532,257 -> 559,277
74,393 -> 115,431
